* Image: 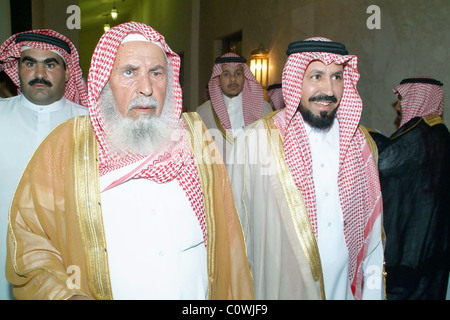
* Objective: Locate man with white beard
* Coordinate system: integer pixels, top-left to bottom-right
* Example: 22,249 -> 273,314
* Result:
5,21 -> 253,300
99,81 -> 175,157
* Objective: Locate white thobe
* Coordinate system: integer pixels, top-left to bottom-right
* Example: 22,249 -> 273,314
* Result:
223,93 -> 245,136
227,116 -> 384,299
196,96 -> 273,163
0,94 -> 88,300
99,159 -> 208,300
307,119 -> 383,300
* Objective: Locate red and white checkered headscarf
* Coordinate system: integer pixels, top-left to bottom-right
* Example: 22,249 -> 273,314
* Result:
273,37 -> 382,299
208,52 -> 265,132
0,29 -> 88,106
393,76 -> 444,127
267,82 -> 285,110
88,22 -> 206,243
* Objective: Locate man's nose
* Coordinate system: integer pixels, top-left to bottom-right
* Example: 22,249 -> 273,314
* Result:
139,75 -> 153,96
229,73 -> 238,82
34,63 -> 47,79
320,77 -> 335,97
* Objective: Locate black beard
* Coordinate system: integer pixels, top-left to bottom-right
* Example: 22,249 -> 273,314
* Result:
297,102 -> 338,130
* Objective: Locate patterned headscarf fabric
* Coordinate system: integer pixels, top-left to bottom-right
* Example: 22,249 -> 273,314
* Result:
267,82 -> 285,110
272,37 -> 382,299
393,76 -> 444,127
208,52 -> 265,132
0,29 -> 88,106
87,21 -> 206,243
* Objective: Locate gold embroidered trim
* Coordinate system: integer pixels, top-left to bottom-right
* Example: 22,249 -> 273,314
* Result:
391,118 -> 422,140
74,116 -> 113,300
211,104 -> 235,144
182,112 -> 216,300
391,115 -> 442,141
424,114 -> 443,127
359,125 -> 379,166
262,117 -> 325,299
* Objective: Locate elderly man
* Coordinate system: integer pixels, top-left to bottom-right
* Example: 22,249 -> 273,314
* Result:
372,77 -> 450,300
0,29 -> 88,300
196,52 -> 272,163
228,38 -> 384,300
5,22 -> 253,300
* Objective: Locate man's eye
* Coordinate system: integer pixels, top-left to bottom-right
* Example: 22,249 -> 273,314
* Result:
47,64 -> 55,69
26,62 -> 35,67
311,74 -> 320,80
124,70 -> 133,77
151,72 -> 162,78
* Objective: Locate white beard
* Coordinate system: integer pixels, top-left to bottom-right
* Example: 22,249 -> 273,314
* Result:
98,82 -> 176,156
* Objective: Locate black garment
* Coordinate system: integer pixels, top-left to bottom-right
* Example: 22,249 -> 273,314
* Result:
368,131 -> 390,154
371,117 -> 450,300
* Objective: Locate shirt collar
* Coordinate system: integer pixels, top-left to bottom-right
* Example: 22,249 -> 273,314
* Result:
19,94 -> 66,113
304,117 -> 339,141
222,92 -> 242,106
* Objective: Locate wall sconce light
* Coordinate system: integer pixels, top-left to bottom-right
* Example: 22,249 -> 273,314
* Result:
103,14 -> 110,32
111,0 -> 118,20
250,43 -> 269,88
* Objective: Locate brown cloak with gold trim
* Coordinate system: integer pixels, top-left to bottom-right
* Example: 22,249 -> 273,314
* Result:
6,113 -> 253,300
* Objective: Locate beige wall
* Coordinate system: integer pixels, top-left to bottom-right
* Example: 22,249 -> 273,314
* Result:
128,0 -> 197,110
78,0 -> 197,109
198,0 -> 450,135
4,0 -> 448,136
32,0 -> 80,49
0,0 -> 11,44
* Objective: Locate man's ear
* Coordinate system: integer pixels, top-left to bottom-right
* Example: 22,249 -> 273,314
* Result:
65,67 -> 70,83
